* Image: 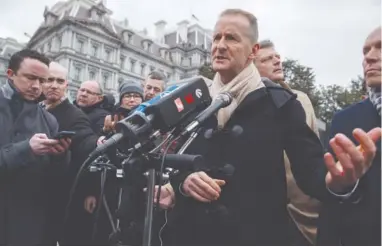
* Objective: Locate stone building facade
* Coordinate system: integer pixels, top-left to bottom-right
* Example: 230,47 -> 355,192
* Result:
26,0 -> 212,101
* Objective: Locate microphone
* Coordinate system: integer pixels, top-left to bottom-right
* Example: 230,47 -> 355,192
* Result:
160,153 -> 204,171
90,77 -> 212,157
181,92 -> 233,136
204,125 -> 243,140
133,85 -> 179,115
89,133 -> 123,158
89,86 -> 181,158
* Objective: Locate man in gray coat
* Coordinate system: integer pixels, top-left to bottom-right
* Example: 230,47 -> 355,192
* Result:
0,49 -> 70,245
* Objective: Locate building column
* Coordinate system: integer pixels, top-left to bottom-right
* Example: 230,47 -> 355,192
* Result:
85,64 -> 89,81
115,48 -> 120,64
101,43 -> 105,60
63,29 -> 73,48
87,37 -> 91,55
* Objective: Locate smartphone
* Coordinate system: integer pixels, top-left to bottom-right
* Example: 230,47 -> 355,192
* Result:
53,131 -> 76,140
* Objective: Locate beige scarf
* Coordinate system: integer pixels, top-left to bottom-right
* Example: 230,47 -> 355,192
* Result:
209,63 -> 264,128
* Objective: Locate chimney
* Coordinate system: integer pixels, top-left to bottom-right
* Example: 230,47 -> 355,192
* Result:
176,20 -> 189,43
154,20 -> 167,43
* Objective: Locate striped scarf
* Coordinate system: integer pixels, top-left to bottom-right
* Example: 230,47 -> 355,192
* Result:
368,86 -> 381,116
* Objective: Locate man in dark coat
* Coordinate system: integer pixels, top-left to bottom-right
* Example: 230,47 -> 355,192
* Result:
0,49 -> 70,245
254,39 -> 321,245
74,80 -> 111,135
166,9 -> 381,245
317,26 -> 381,246
40,62 -> 100,245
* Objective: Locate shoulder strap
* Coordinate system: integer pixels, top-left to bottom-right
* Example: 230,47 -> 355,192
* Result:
261,77 -> 297,109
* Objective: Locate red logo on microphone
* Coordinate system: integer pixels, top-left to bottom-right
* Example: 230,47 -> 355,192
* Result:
185,93 -> 194,104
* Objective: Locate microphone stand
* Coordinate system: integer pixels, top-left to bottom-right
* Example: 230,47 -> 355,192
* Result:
178,129 -> 201,155
143,167 -> 156,246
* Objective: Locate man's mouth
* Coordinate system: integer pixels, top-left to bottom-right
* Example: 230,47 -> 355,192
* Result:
215,55 -> 227,60
366,68 -> 381,74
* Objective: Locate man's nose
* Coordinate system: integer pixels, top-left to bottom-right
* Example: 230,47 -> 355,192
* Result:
216,39 -> 227,50
365,47 -> 379,63
50,81 -> 59,89
31,79 -> 41,89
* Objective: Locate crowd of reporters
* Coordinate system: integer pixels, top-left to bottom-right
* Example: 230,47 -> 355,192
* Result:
0,8 -> 380,246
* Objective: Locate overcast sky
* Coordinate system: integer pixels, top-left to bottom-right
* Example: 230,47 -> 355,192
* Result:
0,0 -> 380,86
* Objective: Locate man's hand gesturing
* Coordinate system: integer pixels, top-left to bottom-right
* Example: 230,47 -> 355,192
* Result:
182,171 -> 226,202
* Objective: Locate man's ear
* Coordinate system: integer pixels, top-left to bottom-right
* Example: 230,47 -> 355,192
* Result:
6,69 -> 15,79
248,43 -> 259,60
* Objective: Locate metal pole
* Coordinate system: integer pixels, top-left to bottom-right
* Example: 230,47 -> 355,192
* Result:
142,168 -> 156,246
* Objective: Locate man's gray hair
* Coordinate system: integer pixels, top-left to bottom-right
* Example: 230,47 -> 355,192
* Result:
147,70 -> 167,90
258,39 -> 275,49
219,9 -> 259,43
148,70 -> 167,82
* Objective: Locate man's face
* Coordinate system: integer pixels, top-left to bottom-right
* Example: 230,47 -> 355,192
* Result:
363,27 -> 381,88
121,93 -> 143,110
254,47 -> 284,82
42,66 -> 67,103
76,81 -> 103,107
143,78 -> 163,101
211,14 -> 256,79
7,58 -> 49,101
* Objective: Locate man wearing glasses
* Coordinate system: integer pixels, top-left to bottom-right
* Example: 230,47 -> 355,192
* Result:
74,80 -> 111,135
40,62 -> 101,245
0,50 -> 70,245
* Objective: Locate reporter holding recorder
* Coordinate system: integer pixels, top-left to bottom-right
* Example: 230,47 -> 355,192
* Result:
166,9 -> 381,245
0,50 -> 71,245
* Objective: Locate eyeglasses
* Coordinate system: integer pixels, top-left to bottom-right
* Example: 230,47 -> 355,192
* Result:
123,93 -> 141,99
78,88 -> 101,96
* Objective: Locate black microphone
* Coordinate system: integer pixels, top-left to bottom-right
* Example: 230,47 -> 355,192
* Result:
88,77 -> 212,158
181,92 -> 233,136
204,125 -> 243,140
160,153 -> 204,171
88,133 -> 123,158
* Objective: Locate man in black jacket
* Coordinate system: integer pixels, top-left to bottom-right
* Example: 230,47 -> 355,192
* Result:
166,9 -> 381,245
74,80 -> 111,135
0,49 -> 70,245
317,26 -> 381,246
41,62 -> 100,245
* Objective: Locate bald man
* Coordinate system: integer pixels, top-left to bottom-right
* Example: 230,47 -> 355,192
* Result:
42,62 -> 100,245
317,27 -> 381,246
74,80 -> 111,135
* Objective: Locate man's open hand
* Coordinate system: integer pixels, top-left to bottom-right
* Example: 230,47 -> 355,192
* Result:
325,127 -> 381,193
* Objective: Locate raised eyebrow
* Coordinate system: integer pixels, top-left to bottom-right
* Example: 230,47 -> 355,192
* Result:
261,55 -> 273,61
